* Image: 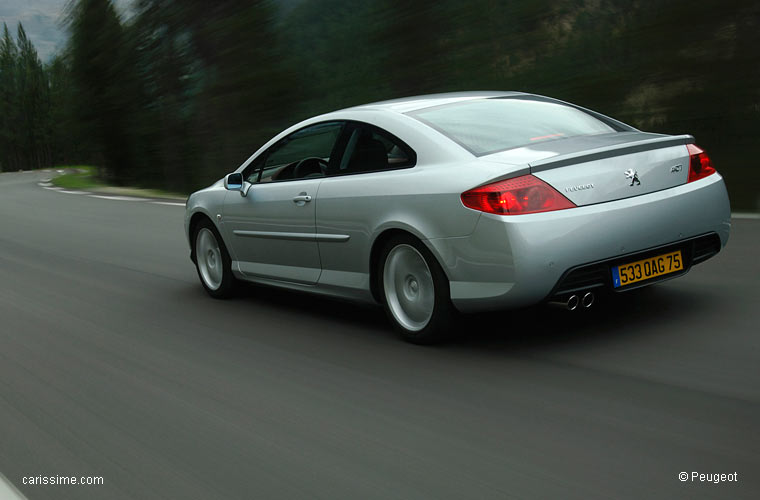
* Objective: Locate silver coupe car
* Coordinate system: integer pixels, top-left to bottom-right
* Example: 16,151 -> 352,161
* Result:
185,92 -> 730,343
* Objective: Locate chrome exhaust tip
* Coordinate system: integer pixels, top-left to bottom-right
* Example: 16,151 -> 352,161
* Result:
567,294 -> 579,311
547,294 -> 582,311
582,292 -> 595,309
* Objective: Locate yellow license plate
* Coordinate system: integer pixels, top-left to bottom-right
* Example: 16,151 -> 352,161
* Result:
612,250 -> 683,288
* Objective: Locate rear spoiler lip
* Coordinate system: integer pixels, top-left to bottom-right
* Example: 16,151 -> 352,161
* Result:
529,134 -> 695,173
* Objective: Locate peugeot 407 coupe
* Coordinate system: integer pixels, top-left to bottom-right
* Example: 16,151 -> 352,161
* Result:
185,92 -> 730,343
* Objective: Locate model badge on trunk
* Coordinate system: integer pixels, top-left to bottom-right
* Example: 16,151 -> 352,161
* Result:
624,169 -> 641,186
565,183 -> 594,193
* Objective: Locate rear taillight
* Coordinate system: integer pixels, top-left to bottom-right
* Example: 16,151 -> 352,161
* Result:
686,144 -> 716,183
461,174 -> 576,215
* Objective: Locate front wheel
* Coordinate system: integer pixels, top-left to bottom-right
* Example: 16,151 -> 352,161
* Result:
380,235 -> 455,344
194,219 -> 237,298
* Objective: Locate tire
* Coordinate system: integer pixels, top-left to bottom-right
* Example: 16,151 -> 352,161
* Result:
193,218 -> 237,298
379,234 -> 455,344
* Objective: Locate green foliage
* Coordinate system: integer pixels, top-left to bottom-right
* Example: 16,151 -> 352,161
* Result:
50,166 -> 102,189
0,24 -> 19,172
68,0 -> 141,185
0,22 -> 52,171
47,55 -> 87,165
0,0 -> 757,207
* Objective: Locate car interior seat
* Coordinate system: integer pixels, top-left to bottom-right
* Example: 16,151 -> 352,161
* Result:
346,135 -> 387,173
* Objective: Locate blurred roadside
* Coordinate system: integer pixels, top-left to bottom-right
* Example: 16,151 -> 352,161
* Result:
1,0 -> 757,210
46,166 -> 185,201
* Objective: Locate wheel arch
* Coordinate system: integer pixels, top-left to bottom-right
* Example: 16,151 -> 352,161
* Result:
368,227 -> 450,304
188,211 -> 216,264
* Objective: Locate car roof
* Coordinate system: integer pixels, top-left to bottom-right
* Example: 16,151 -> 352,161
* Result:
346,91 -> 529,114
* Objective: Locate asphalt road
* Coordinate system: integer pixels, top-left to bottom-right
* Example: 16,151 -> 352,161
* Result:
1,170 -> 758,500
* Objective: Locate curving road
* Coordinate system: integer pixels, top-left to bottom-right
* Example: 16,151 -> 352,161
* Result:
1,170 -> 758,499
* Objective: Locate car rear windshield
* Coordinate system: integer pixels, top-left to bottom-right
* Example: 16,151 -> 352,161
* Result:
408,97 -> 617,155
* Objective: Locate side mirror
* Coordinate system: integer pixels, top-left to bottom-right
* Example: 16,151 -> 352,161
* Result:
224,172 -> 251,196
224,172 -> 243,191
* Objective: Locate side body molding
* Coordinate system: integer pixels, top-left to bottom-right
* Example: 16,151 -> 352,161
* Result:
233,230 -> 350,243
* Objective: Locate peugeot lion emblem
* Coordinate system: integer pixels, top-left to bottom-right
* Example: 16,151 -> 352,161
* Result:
624,168 -> 641,186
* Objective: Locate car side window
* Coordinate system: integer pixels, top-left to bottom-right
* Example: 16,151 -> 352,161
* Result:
335,124 -> 416,175
244,122 -> 345,183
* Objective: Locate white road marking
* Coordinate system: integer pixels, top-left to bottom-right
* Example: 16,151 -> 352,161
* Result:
732,212 -> 760,219
38,182 -> 185,205
150,201 -> 185,207
87,195 -> 150,201
0,471 -> 27,500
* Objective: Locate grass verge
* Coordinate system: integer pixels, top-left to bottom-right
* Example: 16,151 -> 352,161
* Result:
51,166 -> 103,190
50,166 -> 187,200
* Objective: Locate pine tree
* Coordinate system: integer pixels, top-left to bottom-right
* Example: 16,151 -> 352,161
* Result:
0,23 -> 19,171
68,0 -> 136,184
47,54 -> 85,166
16,23 -> 50,169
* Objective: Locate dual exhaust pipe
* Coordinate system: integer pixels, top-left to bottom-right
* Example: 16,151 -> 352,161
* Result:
550,292 -> 595,311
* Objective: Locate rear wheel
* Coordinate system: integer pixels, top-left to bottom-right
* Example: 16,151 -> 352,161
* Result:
194,219 -> 236,298
380,235 -> 454,344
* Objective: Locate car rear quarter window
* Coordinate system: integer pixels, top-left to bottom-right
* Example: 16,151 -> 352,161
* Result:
333,123 -> 416,175
408,97 -> 617,155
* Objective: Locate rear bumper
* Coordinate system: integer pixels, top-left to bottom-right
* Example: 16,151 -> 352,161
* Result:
547,232 -> 720,298
426,174 -> 730,313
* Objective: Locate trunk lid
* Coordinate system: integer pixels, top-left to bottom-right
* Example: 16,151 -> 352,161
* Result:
483,132 -> 694,206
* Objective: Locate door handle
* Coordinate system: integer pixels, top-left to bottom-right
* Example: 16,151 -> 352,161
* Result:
292,194 -> 312,203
